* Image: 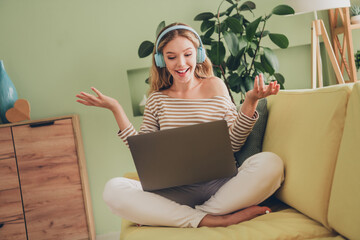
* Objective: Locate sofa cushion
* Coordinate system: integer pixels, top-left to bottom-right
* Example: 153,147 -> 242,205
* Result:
121,173 -> 341,240
262,84 -> 351,228
120,207 -> 338,240
328,83 -> 360,239
234,98 -> 268,168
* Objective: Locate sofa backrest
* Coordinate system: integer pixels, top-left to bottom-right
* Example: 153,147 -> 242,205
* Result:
328,82 -> 360,239
262,84 -> 351,228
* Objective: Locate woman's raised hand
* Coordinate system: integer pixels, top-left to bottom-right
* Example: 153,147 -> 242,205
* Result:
76,87 -> 120,111
246,74 -> 280,102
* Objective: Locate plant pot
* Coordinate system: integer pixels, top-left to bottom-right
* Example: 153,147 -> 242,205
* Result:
351,15 -> 360,24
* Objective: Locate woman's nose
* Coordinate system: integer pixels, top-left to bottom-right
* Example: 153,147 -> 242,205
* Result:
177,56 -> 186,66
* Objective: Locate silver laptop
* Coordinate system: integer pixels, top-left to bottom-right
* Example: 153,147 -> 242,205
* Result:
127,120 -> 237,191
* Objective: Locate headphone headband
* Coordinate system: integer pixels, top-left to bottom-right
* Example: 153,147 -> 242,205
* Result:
155,25 -> 204,54
154,25 -> 206,68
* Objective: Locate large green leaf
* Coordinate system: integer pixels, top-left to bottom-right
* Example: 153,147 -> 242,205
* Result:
215,22 -> 228,34
228,73 -> 243,93
238,36 -> 248,51
156,21 -> 166,37
225,17 -> 243,33
263,47 -> 279,72
260,48 -> 279,75
204,26 -> 215,38
226,53 -> 241,71
226,5 -> 237,16
232,14 -> 244,24
274,73 -> 285,84
249,41 -> 257,50
246,17 -> 261,41
237,65 -> 246,76
269,33 -> 289,49
194,12 -> 215,21
260,55 -> 274,75
209,41 -> 226,65
272,5 -> 295,15
255,30 -> 269,38
237,47 -> 247,62
239,1 -> 256,11
244,76 -> 254,92
138,41 -> 154,58
247,48 -> 255,58
201,20 -> 215,32
219,11 -> 228,17
213,66 -> 222,78
200,36 -> 212,46
224,31 -> 239,56
228,73 -> 239,88
254,61 -> 266,73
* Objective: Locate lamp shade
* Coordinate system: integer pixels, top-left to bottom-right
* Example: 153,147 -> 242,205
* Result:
285,0 -> 350,14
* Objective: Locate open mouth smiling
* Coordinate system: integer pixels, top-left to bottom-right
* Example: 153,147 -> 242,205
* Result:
176,68 -> 189,74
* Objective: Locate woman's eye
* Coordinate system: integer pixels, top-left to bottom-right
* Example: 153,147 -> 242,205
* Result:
185,53 -> 192,57
167,56 -> 175,60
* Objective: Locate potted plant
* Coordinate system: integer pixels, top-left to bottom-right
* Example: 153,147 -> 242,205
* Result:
350,2 -> 360,24
138,0 -> 294,104
355,50 -> 360,71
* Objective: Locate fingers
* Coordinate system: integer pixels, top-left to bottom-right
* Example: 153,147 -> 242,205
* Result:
76,99 -> 92,106
79,91 -> 95,99
76,90 -> 99,106
270,81 -> 280,94
254,75 -> 259,92
91,87 -> 102,97
274,82 -> 280,94
265,81 -> 280,97
264,81 -> 273,96
259,74 -> 265,91
250,74 -> 280,100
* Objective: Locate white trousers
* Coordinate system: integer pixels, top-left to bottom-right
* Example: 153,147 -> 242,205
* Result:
103,152 -> 284,228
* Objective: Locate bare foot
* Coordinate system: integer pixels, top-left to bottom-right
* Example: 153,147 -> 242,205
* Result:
198,206 -> 271,227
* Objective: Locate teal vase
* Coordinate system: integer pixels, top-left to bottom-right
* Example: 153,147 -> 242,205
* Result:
0,60 -> 18,123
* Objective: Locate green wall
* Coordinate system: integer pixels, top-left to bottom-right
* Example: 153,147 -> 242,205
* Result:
0,0 -> 359,235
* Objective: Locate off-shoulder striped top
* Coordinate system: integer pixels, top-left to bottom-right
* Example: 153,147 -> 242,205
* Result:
118,91 -> 258,152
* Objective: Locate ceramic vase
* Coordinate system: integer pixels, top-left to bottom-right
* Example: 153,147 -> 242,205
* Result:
0,60 -> 18,123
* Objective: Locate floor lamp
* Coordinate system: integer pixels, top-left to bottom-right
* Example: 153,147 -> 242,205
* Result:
285,0 -> 351,88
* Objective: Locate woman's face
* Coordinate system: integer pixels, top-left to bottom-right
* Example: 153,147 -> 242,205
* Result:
162,36 -> 197,84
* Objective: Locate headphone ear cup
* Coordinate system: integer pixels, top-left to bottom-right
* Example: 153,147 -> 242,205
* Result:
155,53 -> 166,68
197,47 -> 206,63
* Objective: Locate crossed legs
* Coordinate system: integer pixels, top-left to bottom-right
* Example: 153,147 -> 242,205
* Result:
103,152 -> 284,228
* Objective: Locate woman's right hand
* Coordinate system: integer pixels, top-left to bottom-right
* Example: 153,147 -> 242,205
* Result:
76,87 -> 120,112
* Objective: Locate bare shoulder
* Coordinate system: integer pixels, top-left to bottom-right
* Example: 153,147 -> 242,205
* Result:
201,76 -> 229,97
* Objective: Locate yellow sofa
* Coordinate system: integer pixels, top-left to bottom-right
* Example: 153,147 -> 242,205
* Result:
120,82 -> 360,240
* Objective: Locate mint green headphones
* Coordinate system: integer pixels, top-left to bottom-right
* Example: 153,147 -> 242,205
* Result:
154,25 -> 206,68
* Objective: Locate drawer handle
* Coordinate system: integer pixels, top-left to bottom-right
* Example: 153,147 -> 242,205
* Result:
30,121 -> 55,128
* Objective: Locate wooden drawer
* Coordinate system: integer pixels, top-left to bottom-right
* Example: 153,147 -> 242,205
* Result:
0,159 -> 23,223
12,119 -> 89,240
0,127 -> 15,160
0,188 -> 23,223
0,158 -> 20,190
0,219 -> 27,240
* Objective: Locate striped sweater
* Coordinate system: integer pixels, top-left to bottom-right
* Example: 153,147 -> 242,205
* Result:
118,91 -> 258,152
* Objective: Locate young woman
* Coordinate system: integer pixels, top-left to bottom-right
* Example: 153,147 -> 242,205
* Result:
76,23 -> 284,228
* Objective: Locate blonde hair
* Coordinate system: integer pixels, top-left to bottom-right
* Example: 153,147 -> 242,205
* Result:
148,23 -> 214,94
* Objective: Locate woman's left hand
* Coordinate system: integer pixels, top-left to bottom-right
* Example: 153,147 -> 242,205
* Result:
246,74 -> 280,103
240,74 -> 280,118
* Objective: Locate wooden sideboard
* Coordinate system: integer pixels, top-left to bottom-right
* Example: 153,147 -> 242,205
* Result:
0,115 -> 95,239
